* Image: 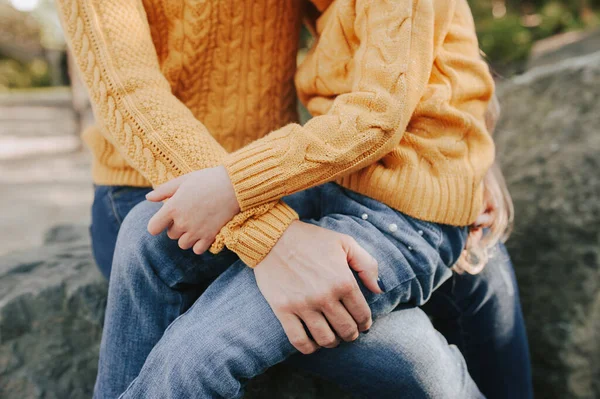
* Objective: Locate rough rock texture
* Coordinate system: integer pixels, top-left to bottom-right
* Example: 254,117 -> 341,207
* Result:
0,227 -> 105,398
0,226 -> 352,399
496,51 -> 600,399
527,29 -> 600,70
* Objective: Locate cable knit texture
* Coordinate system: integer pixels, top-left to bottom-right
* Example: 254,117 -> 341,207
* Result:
56,0 -> 495,266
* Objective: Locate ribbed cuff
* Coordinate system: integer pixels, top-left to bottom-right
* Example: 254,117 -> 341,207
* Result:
224,141 -> 289,211
210,201 -> 299,267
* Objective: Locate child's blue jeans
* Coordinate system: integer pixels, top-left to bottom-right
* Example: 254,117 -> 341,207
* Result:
91,183 -> 532,398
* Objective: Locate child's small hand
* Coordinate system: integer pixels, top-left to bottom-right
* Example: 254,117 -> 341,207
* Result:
146,166 -> 240,254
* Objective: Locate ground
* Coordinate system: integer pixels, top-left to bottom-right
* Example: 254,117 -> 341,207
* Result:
0,89 -> 92,255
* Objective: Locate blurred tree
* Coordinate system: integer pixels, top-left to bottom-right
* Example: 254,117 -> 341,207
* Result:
0,0 -> 66,90
468,0 -> 599,74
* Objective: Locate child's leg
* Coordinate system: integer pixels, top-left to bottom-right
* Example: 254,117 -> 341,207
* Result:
117,184 -> 477,398
94,187 -> 326,398
313,183 -> 469,311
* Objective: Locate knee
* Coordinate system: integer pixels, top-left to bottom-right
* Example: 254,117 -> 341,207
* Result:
118,200 -> 161,242
365,311 -> 475,397
111,201 -> 168,276
157,326 -> 245,398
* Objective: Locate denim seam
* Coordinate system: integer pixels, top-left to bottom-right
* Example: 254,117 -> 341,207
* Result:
434,278 -> 469,354
107,188 -> 124,225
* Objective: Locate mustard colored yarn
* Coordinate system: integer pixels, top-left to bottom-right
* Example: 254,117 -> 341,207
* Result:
57,0 -> 495,266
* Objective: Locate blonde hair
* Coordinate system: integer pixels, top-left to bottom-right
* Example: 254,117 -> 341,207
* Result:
453,93 -> 514,275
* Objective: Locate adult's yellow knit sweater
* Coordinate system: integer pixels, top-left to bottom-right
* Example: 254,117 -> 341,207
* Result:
56,0 -> 495,266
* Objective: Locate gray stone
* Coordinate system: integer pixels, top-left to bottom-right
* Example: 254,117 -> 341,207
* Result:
496,51 -> 600,399
527,29 -> 600,70
0,234 -> 105,399
44,225 -> 89,245
0,230 -> 352,399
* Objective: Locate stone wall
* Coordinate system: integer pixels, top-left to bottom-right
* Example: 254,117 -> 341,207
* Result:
496,51 -> 600,399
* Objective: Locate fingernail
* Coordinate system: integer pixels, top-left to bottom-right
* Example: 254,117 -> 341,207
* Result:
145,191 -> 153,198
377,277 -> 386,293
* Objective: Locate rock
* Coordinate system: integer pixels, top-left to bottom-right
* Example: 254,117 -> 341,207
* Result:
0,227 -> 351,399
496,51 -> 600,399
527,29 -> 600,70
44,225 -> 89,245
0,232 -> 105,399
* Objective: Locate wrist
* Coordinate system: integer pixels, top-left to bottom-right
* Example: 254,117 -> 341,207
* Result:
218,165 -> 241,214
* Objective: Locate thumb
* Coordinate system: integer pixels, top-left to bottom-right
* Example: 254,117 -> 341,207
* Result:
146,176 -> 185,202
343,236 -> 383,295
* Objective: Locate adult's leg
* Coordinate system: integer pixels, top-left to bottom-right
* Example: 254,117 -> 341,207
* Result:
287,307 -> 476,399
89,185 -> 152,278
94,200 -> 239,398
423,243 -> 533,399
289,243 -> 533,399
119,259 -> 482,399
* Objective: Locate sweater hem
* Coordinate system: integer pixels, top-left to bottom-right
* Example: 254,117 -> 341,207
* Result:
337,168 -> 484,227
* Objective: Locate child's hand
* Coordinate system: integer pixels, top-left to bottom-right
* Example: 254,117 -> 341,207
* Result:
146,166 -> 240,254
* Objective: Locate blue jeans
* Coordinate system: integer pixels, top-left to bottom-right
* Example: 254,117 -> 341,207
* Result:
91,184 -> 533,398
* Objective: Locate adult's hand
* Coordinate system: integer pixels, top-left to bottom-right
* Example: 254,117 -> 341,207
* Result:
254,221 -> 383,355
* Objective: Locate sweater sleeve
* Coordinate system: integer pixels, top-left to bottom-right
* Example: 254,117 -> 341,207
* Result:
56,0 -> 298,266
223,0 -> 437,210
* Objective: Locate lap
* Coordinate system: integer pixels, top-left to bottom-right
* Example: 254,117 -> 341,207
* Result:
124,259 -> 480,398
103,184 -> 481,398
287,307 -> 474,399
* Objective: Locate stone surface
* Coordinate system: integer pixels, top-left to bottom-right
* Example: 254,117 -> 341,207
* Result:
0,229 -> 105,399
527,29 -> 600,70
496,51 -> 600,399
0,227 -> 352,399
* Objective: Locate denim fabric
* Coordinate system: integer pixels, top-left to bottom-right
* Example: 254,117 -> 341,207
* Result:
90,184 -> 532,398
422,244 -> 534,399
90,185 -> 152,279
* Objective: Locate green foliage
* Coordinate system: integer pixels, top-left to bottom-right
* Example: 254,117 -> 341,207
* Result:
0,57 -> 52,91
478,14 -> 534,67
469,0 -> 600,74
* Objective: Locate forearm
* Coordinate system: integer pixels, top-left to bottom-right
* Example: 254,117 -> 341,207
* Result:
57,0 -> 297,265
223,0 -> 437,210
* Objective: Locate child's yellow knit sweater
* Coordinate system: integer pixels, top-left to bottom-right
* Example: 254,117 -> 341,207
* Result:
57,0 -> 495,266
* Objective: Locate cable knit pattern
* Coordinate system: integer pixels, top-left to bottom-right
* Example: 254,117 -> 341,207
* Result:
56,0 -> 300,266
224,0 -> 496,226
56,0 -> 495,265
